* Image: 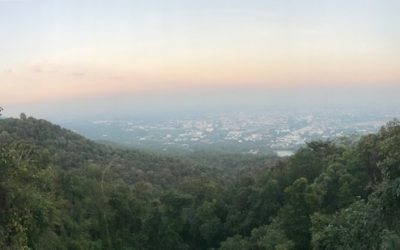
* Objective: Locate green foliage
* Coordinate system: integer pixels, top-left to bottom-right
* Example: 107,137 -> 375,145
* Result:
0,142 -> 60,249
251,220 -> 295,250
219,235 -> 251,250
277,178 -> 321,249
316,163 -> 354,212
311,199 -> 384,249
381,230 -> 400,250
1,116 -> 400,249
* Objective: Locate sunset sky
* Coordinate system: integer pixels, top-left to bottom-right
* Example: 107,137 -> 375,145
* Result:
1,0 -> 399,118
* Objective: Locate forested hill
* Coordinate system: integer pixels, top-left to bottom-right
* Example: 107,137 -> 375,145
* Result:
0,115 -> 228,188
1,115 -> 400,249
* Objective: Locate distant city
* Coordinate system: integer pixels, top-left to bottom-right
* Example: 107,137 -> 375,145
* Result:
61,110 -> 398,156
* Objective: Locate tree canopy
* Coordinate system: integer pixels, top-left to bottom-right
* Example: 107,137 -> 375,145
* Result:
1,116 -> 400,249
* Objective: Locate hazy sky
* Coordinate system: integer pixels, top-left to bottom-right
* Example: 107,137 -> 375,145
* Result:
1,0 -> 399,119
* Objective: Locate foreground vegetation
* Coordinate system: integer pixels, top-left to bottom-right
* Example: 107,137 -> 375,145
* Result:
1,114 -> 400,249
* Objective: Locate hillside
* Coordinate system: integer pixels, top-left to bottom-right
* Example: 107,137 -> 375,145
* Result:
0,116 -> 231,188
1,116 -> 400,249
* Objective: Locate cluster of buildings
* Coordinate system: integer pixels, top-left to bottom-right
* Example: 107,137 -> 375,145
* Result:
88,112 -> 389,154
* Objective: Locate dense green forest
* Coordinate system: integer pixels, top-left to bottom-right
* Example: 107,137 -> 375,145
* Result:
1,113 -> 400,249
